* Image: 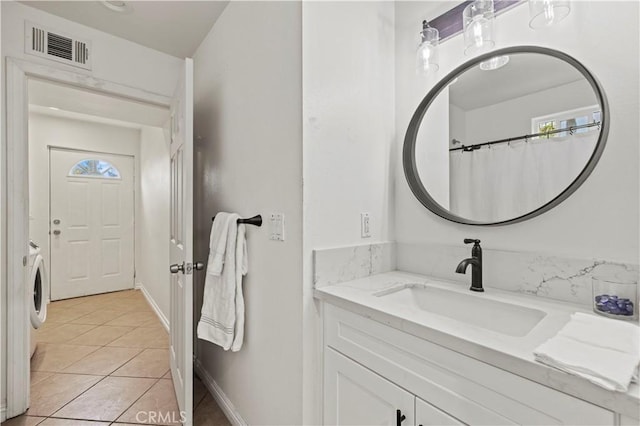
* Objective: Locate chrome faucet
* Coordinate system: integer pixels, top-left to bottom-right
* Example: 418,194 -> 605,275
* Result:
455,239 -> 483,292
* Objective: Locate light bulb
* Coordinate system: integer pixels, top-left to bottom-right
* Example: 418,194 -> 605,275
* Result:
472,18 -> 485,48
463,0 -> 495,56
416,21 -> 439,75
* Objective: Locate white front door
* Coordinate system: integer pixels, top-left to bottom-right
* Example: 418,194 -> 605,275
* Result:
169,58 -> 194,424
50,149 -> 134,300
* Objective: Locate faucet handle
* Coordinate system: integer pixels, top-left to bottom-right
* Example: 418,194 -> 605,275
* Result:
464,238 -> 481,245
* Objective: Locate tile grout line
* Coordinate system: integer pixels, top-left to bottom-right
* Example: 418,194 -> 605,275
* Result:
32,290 -> 171,424
36,322 -> 101,345
111,376 -> 165,425
36,329 -> 167,377
34,325 -> 131,375
45,373 -> 110,420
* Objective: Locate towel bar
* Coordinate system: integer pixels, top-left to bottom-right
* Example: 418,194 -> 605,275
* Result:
212,214 -> 262,227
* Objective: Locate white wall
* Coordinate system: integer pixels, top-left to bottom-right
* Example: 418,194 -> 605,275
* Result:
303,1 -> 395,249
302,2 -> 395,422
449,103 -> 466,149
194,2 -> 395,423
137,126 -> 171,323
1,2 -> 181,411
192,2 -> 303,424
395,1 -> 639,263
1,2 -> 181,96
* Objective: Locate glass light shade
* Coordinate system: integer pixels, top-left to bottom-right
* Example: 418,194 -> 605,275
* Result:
417,22 -> 439,74
463,0 -> 495,56
529,0 -> 571,29
479,55 -> 510,70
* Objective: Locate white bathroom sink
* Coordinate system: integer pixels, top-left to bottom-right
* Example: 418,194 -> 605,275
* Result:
375,284 -> 547,337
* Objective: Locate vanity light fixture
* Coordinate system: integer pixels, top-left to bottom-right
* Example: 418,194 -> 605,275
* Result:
416,20 -> 440,75
463,0 -> 496,56
529,0 -> 571,29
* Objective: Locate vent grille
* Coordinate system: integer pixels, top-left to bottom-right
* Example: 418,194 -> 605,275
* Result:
75,41 -> 88,64
32,27 -> 45,53
25,22 -> 92,70
47,32 -> 73,61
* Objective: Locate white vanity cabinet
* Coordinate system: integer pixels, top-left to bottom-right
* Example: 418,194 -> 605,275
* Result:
325,347 -> 463,426
324,348 -> 415,426
323,304 -> 618,426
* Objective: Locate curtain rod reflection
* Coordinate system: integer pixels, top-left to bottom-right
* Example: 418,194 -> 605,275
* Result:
450,121 -> 601,153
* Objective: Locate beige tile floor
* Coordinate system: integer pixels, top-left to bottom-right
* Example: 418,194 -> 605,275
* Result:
2,290 -> 230,426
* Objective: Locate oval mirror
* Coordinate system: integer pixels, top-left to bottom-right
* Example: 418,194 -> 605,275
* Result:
403,46 -> 609,225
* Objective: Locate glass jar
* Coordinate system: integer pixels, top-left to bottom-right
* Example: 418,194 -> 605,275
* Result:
592,275 -> 638,320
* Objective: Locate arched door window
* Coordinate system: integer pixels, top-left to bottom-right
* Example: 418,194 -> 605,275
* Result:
68,159 -> 121,179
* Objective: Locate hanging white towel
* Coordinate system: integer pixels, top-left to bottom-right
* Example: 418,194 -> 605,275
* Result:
231,222 -> 247,351
534,312 -> 640,392
197,212 -> 248,351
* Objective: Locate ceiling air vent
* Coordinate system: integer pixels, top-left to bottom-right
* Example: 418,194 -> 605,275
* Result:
25,22 -> 92,70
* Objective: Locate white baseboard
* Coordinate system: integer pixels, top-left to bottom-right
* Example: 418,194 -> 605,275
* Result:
137,282 -> 169,332
1,402 -> 7,422
194,357 -> 247,426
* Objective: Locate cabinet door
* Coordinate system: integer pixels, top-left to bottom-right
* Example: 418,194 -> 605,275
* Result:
325,348 -> 414,426
415,397 -> 464,426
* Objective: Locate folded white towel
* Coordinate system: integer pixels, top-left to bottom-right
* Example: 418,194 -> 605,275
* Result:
197,213 -> 248,351
562,313 -> 639,356
534,312 -> 640,392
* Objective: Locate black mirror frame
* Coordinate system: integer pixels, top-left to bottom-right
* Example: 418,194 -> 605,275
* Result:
403,46 -> 610,226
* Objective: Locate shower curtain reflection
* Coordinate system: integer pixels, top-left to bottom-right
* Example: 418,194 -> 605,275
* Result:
449,133 -> 598,222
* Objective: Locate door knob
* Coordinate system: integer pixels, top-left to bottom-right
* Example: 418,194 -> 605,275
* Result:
53,230 -> 61,235
194,261 -> 205,271
53,219 -> 61,225
169,263 -> 184,274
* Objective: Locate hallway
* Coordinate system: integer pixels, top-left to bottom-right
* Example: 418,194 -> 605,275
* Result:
2,290 -> 229,425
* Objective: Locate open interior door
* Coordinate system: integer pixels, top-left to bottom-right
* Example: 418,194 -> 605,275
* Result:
169,58 -> 195,424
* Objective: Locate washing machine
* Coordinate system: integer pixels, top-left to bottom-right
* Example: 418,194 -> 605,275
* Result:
29,241 -> 48,357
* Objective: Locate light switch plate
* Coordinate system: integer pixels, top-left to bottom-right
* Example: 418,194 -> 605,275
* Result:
269,213 -> 285,241
361,212 -> 371,238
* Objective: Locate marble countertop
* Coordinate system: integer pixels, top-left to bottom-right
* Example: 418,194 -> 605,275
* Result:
314,270 -> 640,418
